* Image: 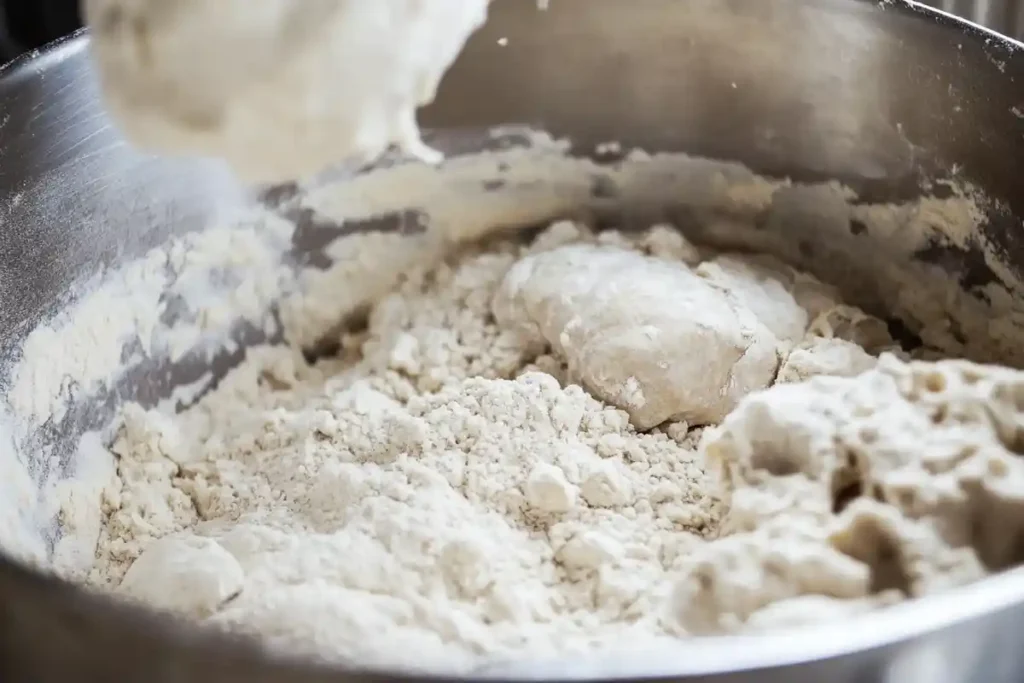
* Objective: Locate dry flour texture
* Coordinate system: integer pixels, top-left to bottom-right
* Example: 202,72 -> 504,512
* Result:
87,220 -> 1024,673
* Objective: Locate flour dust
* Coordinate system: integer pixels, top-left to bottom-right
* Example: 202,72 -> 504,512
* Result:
80,218 -> 1024,674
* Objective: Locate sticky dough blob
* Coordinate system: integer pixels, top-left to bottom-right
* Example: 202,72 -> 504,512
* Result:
492,244 -> 807,429
83,0 -> 490,184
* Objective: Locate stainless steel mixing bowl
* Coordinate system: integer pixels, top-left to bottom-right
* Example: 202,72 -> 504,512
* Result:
932,0 -> 1024,36
2,0 -> 1024,681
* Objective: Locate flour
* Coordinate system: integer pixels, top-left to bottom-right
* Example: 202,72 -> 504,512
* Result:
88,225 -> 721,670
0,410 -> 46,569
83,0 -> 491,184
3,132 -> 1024,675
7,207 -> 294,437
81,219 -> 927,673
117,535 -> 245,617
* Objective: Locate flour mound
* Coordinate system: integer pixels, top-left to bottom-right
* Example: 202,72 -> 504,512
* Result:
92,225 -> 735,671
88,221 -> 1023,672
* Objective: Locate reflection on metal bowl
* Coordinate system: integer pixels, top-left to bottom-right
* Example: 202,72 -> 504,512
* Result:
929,0 -> 1024,38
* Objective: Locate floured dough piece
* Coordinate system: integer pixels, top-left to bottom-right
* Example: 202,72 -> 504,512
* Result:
711,354 -> 1024,573
699,254 -> 888,384
696,254 -> 808,349
666,530 -> 873,635
84,0 -> 489,183
744,591 -> 903,632
492,244 -> 790,429
808,304 -> 895,353
117,535 -> 245,618
673,355 -> 1024,634
777,337 -> 878,383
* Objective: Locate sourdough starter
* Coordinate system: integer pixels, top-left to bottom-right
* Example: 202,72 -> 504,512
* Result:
83,219 -> 1024,673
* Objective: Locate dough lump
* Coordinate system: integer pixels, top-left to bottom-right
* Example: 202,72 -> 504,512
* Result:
84,0 -> 489,183
671,354 -> 1024,635
777,337 -> 878,384
117,535 -> 244,618
492,244 -> 802,429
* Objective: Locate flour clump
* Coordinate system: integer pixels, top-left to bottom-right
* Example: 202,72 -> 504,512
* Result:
84,220 -> 1024,672
117,535 -> 244,618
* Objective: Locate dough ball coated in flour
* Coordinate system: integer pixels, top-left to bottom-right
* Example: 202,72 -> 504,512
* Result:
117,535 -> 244,618
492,244 -> 785,429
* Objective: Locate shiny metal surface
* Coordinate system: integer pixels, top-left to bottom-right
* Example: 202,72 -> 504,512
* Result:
929,0 -> 1024,37
2,1 -> 1024,682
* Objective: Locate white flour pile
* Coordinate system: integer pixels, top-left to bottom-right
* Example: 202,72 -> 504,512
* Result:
81,218 -> 1024,672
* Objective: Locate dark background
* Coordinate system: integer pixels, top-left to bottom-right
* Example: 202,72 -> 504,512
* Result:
0,0 -> 1020,65
0,0 -> 81,62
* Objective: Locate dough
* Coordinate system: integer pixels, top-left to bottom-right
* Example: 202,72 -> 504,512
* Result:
83,0 -> 490,183
777,337 -> 878,384
117,535 -> 244,618
672,354 -> 1024,635
492,244 -> 790,429
695,254 -> 808,349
